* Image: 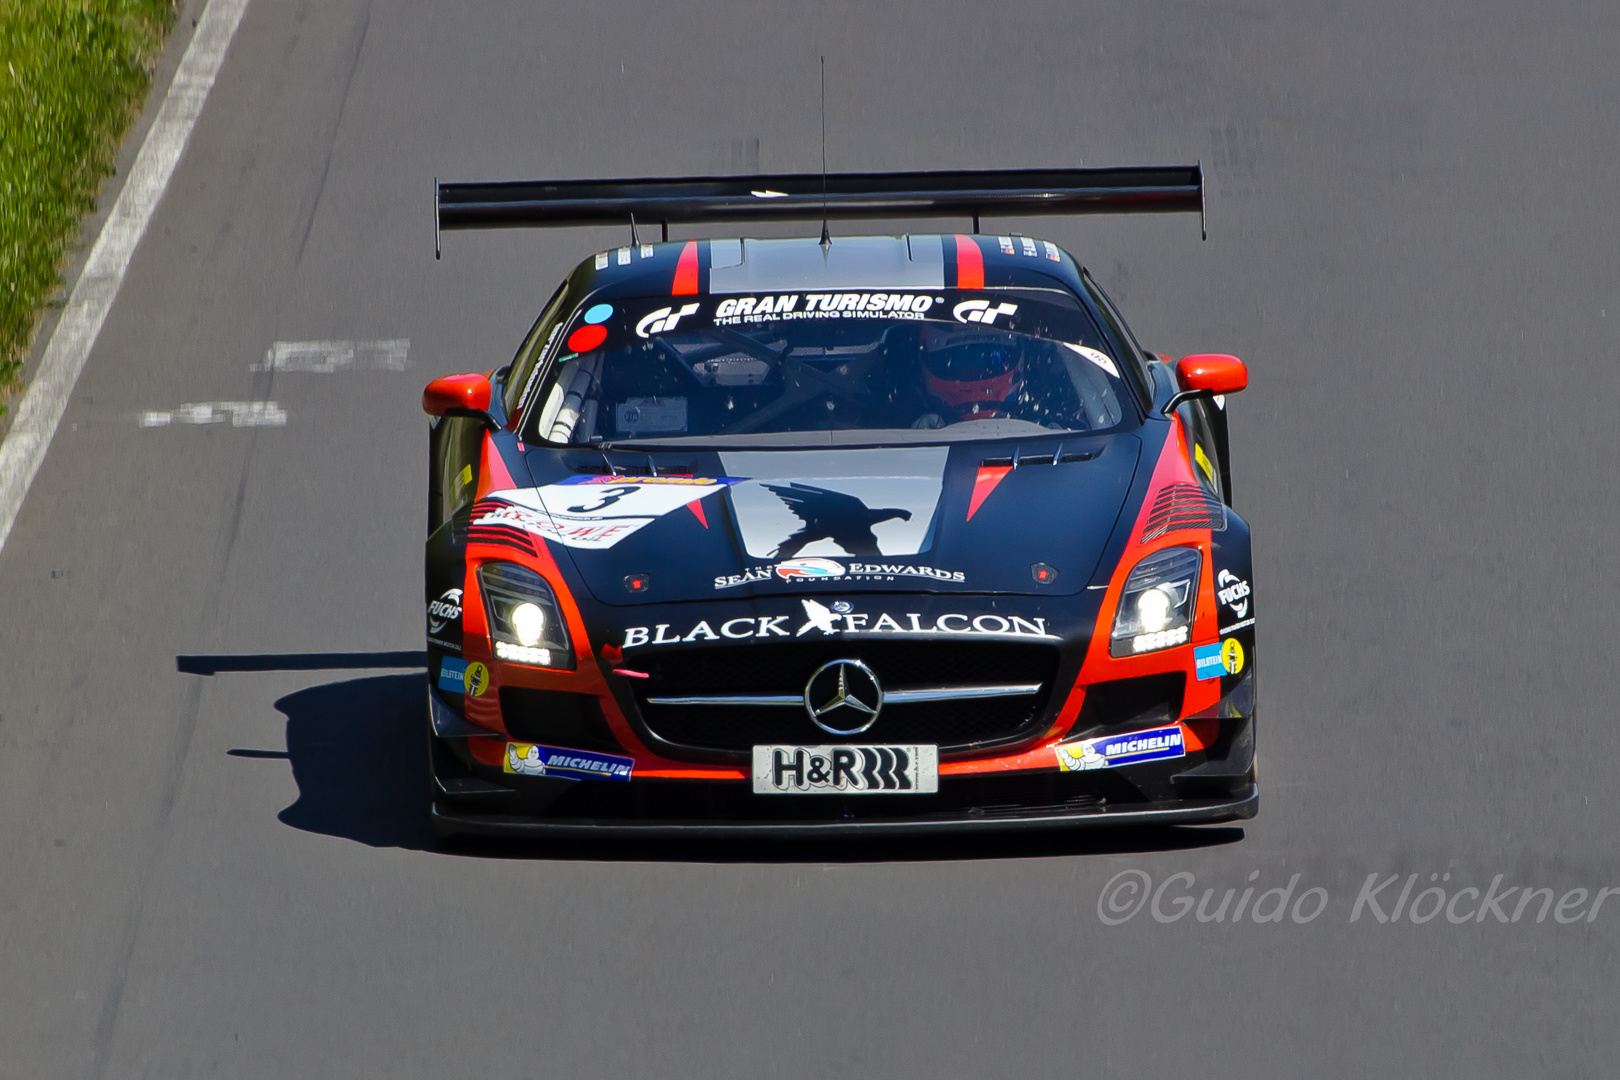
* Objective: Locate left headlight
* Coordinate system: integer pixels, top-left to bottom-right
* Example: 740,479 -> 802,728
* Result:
477,562 -> 574,669
1110,546 -> 1202,657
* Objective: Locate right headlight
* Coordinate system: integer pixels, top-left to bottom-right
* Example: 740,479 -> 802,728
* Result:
477,561 -> 574,669
1110,546 -> 1202,657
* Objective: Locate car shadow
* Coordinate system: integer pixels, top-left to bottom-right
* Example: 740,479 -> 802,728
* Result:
262,672 -> 1245,862
269,673 -> 434,851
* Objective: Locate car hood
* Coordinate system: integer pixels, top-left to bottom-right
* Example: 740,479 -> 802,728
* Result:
500,436 -> 1142,605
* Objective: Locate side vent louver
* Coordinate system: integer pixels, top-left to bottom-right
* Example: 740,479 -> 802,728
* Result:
1140,483 -> 1226,542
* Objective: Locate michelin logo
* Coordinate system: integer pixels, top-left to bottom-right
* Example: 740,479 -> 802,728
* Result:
504,742 -> 634,782
1055,724 -> 1185,771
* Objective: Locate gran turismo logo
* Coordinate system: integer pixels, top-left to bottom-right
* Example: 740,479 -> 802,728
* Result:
952,299 -> 1017,325
635,303 -> 699,337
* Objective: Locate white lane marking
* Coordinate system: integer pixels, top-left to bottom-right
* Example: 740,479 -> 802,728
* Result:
139,402 -> 287,428
251,338 -> 410,372
0,0 -> 253,557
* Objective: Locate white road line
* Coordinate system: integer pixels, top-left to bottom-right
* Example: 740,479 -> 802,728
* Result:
0,0 -> 252,557
251,338 -> 410,372
139,401 -> 288,428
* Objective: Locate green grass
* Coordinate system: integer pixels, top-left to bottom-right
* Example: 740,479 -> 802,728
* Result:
0,0 -> 176,412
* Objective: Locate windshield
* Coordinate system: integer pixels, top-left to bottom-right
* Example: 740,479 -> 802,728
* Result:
525,289 -> 1132,447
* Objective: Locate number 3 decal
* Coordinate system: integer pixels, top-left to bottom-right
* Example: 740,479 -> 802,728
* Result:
566,485 -> 642,514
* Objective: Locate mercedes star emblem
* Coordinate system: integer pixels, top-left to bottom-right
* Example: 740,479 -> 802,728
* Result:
803,659 -> 883,735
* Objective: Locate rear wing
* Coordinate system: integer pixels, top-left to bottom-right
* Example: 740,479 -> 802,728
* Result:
434,165 -> 1204,257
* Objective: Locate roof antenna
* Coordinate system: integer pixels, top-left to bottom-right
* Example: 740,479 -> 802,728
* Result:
819,56 -> 831,254
629,212 -> 641,247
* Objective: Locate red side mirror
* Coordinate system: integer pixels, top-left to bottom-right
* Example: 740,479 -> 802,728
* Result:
422,373 -> 493,418
1176,354 -> 1248,395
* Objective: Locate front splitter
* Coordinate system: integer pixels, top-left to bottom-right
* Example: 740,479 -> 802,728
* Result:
429,786 -> 1257,840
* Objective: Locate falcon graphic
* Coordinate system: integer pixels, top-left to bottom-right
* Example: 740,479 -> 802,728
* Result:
761,482 -> 912,558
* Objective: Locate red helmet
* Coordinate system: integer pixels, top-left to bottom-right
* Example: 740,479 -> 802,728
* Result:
920,330 -> 1023,417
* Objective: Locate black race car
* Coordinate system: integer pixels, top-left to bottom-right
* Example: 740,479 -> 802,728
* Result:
422,168 -> 1256,837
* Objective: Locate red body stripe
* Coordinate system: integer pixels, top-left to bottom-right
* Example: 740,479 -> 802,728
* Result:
954,234 -> 984,289
474,431 -> 516,500
687,499 -> 708,527
966,465 -> 1011,520
672,240 -> 699,295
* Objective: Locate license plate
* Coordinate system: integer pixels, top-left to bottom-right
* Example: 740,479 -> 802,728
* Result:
752,745 -> 939,794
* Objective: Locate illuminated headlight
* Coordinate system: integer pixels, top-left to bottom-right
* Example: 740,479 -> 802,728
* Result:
495,641 -> 552,665
1110,547 -> 1202,657
477,562 -> 573,669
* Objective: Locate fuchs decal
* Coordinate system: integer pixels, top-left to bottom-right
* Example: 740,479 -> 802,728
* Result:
719,448 -> 947,559
428,588 -> 462,634
620,598 -> 1056,648
1216,569 -> 1251,618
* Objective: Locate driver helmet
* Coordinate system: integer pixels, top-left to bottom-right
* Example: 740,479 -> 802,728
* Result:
920,329 -> 1024,418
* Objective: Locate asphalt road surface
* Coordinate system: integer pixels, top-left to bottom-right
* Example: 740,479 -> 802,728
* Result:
4,0 -> 1619,1075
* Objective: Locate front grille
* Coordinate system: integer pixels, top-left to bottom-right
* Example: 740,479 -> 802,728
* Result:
1140,483 -> 1225,541
633,641 -> 1061,757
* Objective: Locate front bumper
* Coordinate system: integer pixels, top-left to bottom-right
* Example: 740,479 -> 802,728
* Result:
428,721 -> 1257,839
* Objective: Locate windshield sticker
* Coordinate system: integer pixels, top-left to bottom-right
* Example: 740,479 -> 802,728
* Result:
615,397 -> 687,434
584,303 -> 613,324
713,558 -> 967,590
1063,342 -> 1119,378
719,448 -> 948,560
622,598 -> 1054,648
635,303 -> 700,337
952,299 -> 1018,325
567,324 -> 607,352
713,292 -> 938,327
478,476 -> 746,551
